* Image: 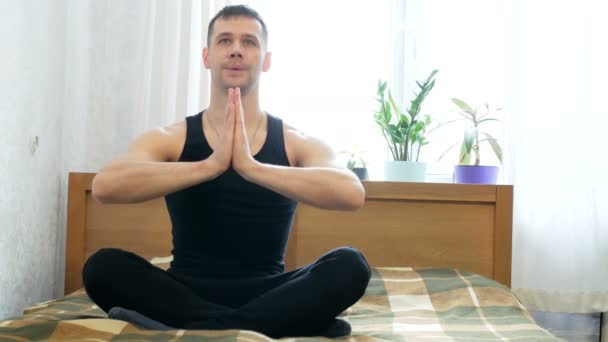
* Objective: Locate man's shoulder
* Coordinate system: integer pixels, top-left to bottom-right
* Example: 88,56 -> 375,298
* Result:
281,121 -> 326,146
280,120 -> 336,167
159,119 -> 187,137
281,121 -> 302,140
131,119 -> 187,162
281,121 -> 314,151
161,120 -> 187,161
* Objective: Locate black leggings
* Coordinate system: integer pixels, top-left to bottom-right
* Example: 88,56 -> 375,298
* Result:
82,246 -> 371,338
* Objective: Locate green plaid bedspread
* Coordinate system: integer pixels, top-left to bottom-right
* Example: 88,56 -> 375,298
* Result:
0,268 -> 559,341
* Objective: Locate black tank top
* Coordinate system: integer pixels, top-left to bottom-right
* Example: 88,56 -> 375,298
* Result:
164,111 -> 298,278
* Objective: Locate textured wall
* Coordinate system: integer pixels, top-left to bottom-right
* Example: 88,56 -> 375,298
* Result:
0,1 -> 66,319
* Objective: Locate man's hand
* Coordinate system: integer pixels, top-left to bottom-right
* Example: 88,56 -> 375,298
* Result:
208,88 -> 236,175
231,87 -> 260,178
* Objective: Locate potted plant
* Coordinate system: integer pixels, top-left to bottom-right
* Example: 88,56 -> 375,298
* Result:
435,98 -> 502,184
339,147 -> 368,180
374,70 -> 438,182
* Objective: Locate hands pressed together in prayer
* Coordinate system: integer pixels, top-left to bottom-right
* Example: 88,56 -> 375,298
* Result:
209,88 -> 262,178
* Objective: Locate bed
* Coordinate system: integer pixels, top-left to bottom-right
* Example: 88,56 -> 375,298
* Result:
0,172 -> 559,341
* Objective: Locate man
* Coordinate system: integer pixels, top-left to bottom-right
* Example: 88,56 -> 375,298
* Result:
82,5 -> 371,339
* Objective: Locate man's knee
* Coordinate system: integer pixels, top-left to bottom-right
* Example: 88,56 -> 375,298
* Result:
332,247 -> 372,291
82,248 -> 129,289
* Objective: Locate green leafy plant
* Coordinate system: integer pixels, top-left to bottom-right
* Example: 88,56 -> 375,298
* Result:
436,98 -> 502,165
374,70 -> 438,162
338,147 -> 367,170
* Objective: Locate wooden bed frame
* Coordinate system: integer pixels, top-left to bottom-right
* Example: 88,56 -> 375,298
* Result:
65,172 -> 513,295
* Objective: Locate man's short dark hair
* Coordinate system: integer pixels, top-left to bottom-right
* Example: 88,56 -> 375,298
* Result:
207,5 -> 268,47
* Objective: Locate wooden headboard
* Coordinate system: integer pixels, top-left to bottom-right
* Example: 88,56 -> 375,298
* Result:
65,172 -> 513,295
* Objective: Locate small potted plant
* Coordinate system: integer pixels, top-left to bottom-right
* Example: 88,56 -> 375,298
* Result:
435,98 -> 502,184
374,70 -> 438,182
339,147 -> 368,180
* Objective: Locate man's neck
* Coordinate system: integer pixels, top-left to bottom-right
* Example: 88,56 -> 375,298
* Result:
207,86 -> 265,129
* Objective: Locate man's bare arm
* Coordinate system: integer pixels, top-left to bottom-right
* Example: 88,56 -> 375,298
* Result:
92,159 -> 221,204
239,129 -> 365,211
245,164 -> 364,210
93,117 -> 234,204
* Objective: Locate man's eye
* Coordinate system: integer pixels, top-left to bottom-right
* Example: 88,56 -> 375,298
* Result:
244,39 -> 257,46
218,38 -> 230,44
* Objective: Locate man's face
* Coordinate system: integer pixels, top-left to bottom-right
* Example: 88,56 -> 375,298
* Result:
203,16 -> 271,93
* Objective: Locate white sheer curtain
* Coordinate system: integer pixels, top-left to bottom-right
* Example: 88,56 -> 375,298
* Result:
55,0 -> 221,296
504,0 -> 608,313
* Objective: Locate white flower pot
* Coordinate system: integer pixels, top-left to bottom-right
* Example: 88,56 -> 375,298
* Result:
383,161 -> 427,182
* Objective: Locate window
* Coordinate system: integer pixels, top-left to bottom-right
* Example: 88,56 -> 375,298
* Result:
231,0 -> 507,180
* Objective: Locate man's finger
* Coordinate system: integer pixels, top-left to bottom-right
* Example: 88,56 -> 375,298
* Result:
235,87 -> 240,107
232,88 -> 237,115
235,90 -> 243,130
229,89 -> 237,139
229,93 -> 237,132
237,88 -> 245,129
233,88 -> 239,126
225,88 -> 233,128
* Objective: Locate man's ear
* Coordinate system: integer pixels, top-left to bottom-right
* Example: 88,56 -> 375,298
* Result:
202,48 -> 210,69
262,51 -> 272,72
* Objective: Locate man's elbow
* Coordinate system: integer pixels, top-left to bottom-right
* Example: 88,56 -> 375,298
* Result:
91,174 -> 128,204
341,185 -> 365,211
91,174 -> 111,204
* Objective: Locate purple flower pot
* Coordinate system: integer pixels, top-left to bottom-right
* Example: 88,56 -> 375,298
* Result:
454,165 -> 499,184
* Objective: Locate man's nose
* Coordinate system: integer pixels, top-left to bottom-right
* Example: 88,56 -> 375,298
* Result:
229,42 -> 243,58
